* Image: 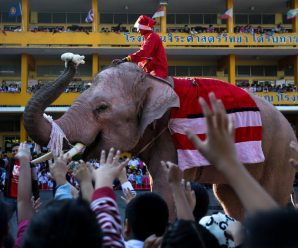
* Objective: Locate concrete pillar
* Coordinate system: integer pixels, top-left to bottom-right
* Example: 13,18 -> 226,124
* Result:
228,54 -> 236,84
226,0 -> 234,33
92,0 -> 99,32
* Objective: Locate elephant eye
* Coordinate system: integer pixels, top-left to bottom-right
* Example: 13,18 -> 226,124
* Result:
95,104 -> 108,113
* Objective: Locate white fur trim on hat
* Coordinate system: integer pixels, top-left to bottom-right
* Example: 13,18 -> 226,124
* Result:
134,22 -> 152,31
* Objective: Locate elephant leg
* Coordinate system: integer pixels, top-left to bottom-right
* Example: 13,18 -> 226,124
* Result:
147,129 -> 178,222
213,184 -> 245,221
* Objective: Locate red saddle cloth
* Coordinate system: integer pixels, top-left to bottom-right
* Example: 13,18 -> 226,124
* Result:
169,77 -> 265,171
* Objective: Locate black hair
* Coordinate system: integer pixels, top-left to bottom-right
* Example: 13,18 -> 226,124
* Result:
21,199 -> 102,248
125,192 -> 169,241
243,208 -> 298,248
191,182 -> 209,222
161,219 -> 220,248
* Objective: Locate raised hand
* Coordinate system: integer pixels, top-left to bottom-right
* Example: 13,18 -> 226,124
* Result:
31,196 -> 42,213
121,188 -> 136,204
15,142 -> 31,161
73,160 -> 92,184
186,92 -> 238,172
161,161 -> 183,185
49,154 -> 69,186
93,148 -> 128,189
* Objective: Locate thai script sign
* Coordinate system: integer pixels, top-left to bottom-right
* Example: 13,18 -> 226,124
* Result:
255,92 -> 298,105
122,33 -> 298,46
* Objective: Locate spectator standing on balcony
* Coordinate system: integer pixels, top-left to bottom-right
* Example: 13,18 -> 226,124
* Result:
183,24 -> 191,34
113,15 -> 168,78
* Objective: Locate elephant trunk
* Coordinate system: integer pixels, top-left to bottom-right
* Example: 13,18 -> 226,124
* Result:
24,62 -> 77,146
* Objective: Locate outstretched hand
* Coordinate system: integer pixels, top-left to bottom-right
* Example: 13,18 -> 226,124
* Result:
73,160 -> 93,184
186,92 -> 238,172
49,154 -> 69,186
161,161 -> 183,186
93,148 -> 128,189
15,142 -> 31,161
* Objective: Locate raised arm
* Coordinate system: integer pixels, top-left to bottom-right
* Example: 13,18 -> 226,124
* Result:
16,142 -> 33,223
161,161 -> 194,221
186,92 -> 278,215
73,160 -> 94,202
91,148 -> 127,248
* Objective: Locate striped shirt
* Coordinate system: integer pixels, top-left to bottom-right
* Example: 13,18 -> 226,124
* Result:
90,187 -> 125,248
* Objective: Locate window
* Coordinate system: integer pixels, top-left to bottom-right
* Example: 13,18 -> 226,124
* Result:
76,59 -> 92,76
251,66 -> 264,76
237,66 -> 250,76
175,66 -> 189,76
189,66 -> 203,76
0,64 -> 21,76
285,66 -> 294,76
249,14 -> 262,24
282,14 -> 292,24
168,66 -> 175,76
167,14 -> 175,24
52,13 -> 65,23
1,12 -> 19,23
203,14 -> 217,24
67,13 -> 81,23
100,14 -> 113,24
235,14 -> 248,24
128,14 -> 139,24
262,14 -> 275,24
264,66 -> 277,76
202,66 -> 216,76
190,14 -> 203,24
37,65 -> 65,76
38,13 -> 52,23
114,14 -> 127,24
176,14 -> 189,24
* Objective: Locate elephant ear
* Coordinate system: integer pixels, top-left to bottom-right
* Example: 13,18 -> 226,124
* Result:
139,76 -> 179,135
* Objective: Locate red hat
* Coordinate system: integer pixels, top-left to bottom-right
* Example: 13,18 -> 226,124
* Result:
134,15 -> 156,31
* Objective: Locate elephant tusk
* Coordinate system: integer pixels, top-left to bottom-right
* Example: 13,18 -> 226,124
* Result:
31,151 -> 53,164
62,143 -> 86,160
30,143 -> 86,164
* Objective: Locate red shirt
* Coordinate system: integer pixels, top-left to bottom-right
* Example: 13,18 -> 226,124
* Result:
10,159 -> 20,198
129,31 -> 168,78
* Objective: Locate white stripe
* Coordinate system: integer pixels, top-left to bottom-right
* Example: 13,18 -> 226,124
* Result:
177,141 -> 265,171
169,111 -> 262,135
134,23 -> 152,31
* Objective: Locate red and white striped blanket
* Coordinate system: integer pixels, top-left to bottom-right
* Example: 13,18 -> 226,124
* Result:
169,77 -> 265,171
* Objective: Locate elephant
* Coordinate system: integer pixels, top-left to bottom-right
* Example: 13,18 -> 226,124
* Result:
24,54 -> 296,220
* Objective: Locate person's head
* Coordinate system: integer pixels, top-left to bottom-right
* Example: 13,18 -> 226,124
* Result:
243,208 -> 298,248
134,15 -> 156,35
199,212 -> 236,247
22,199 -> 102,248
11,144 -> 19,157
191,182 -> 209,222
161,219 -> 220,248
124,192 -> 169,241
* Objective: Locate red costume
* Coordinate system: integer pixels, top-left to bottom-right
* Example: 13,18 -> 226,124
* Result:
127,15 -> 168,78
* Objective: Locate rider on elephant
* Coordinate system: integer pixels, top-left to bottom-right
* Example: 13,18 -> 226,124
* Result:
113,15 -> 168,79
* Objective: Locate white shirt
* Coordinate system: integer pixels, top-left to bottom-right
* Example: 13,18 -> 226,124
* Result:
125,239 -> 144,248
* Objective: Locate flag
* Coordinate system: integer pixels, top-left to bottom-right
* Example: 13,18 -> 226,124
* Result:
152,5 -> 165,19
85,9 -> 94,23
8,2 -> 22,17
287,9 -> 298,19
221,8 -> 233,19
